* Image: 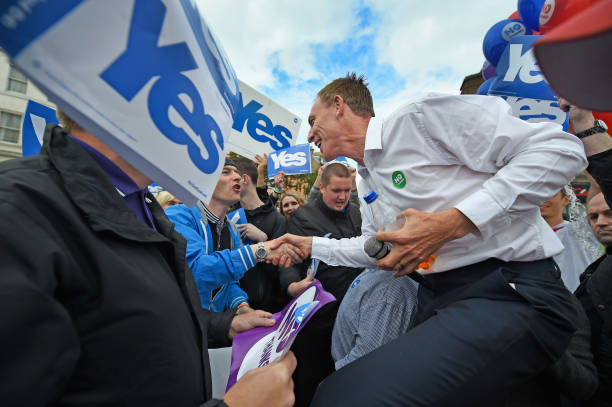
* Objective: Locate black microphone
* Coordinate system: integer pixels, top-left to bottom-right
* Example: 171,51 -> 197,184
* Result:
364,236 -> 433,290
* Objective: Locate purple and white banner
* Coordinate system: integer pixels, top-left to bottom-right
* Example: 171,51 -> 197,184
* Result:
226,281 -> 335,390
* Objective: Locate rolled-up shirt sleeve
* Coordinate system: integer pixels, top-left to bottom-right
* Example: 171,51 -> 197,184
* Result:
312,235 -> 377,268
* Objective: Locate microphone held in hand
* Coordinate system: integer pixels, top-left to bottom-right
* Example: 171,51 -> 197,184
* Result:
364,236 -> 433,290
362,189 -> 433,289
363,237 -> 392,260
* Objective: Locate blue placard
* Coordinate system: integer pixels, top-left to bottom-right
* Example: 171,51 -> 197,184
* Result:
231,89 -> 294,152
499,96 -> 569,132
267,143 -> 311,177
227,207 -> 247,226
227,207 -> 254,245
0,0 -> 83,57
1,0 -> 241,206
489,35 -> 556,101
21,100 -> 59,157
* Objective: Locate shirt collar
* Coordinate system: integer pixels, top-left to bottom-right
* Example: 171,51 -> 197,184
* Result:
198,201 -> 225,226
358,116 -> 383,176
70,136 -> 140,197
552,220 -> 568,232
364,116 -> 383,152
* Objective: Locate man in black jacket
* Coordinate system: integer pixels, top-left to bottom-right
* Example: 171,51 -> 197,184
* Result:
235,157 -> 289,313
0,119 -> 297,407
534,15 -> 612,403
280,162 -> 363,407
577,191 -> 612,406
565,101 -> 612,407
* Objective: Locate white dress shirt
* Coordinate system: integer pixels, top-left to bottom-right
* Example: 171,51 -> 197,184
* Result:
312,94 -> 588,273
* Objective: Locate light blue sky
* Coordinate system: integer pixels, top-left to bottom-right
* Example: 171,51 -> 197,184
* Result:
198,0 -> 516,144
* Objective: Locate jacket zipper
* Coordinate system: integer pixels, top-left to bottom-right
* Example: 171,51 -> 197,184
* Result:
210,285 -> 225,309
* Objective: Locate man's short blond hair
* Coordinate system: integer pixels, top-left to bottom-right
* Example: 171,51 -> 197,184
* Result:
317,73 -> 375,118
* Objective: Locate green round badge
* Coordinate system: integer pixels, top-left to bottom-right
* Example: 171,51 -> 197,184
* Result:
392,171 -> 406,189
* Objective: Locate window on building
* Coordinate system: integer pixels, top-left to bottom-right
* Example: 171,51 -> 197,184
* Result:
0,111 -> 22,144
7,65 -> 27,93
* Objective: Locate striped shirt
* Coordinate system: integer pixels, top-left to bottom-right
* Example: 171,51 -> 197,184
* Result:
331,269 -> 418,369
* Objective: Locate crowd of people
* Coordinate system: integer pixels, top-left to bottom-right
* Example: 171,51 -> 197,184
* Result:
1,5 -> 612,405
3,78 -> 610,406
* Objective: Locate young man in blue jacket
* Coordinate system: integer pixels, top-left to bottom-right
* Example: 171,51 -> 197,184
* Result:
166,159 -> 300,312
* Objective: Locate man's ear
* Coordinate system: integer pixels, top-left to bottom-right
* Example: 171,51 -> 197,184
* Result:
334,95 -> 344,118
242,174 -> 250,185
562,194 -> 570,207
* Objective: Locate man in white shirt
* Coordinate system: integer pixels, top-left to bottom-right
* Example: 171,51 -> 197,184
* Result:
289,73 -> 588,406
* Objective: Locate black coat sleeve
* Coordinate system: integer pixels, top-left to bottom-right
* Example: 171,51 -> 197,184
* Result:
545,294 -> 599,400
0,201 -> 81,406
270,212 -> 287,239
306,185 -> 320,204
587,148 -> 612,208
204,308 -> 235,349
201,399 -> 230,406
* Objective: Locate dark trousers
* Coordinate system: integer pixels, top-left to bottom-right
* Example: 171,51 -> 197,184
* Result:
310,258 -> 578,407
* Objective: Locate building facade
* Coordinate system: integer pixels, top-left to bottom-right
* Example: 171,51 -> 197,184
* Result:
0,50 -> 55,162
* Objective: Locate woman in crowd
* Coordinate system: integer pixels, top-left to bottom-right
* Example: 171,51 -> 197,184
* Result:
279,191 -> 304,218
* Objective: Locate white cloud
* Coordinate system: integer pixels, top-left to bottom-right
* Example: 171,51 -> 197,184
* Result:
197,0 -> 360,87
366,0 -> 517,78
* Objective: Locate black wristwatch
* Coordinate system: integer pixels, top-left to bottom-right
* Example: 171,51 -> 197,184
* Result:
574,119 -> 608,139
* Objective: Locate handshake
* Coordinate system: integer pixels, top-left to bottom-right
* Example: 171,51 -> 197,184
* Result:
249,234 -> 313,268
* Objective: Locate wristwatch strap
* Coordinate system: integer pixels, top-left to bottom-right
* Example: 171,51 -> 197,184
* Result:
574,120 -> 607,139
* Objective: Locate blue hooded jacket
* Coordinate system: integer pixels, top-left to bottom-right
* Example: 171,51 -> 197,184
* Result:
166,204 -> 255,312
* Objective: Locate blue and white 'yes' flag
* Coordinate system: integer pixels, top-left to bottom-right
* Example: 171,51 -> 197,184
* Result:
229,80 -> 302,161
488,35 -> 568,131
21,100 -> 59,157
267,143 -> 311,177
0,0 -> 239,206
